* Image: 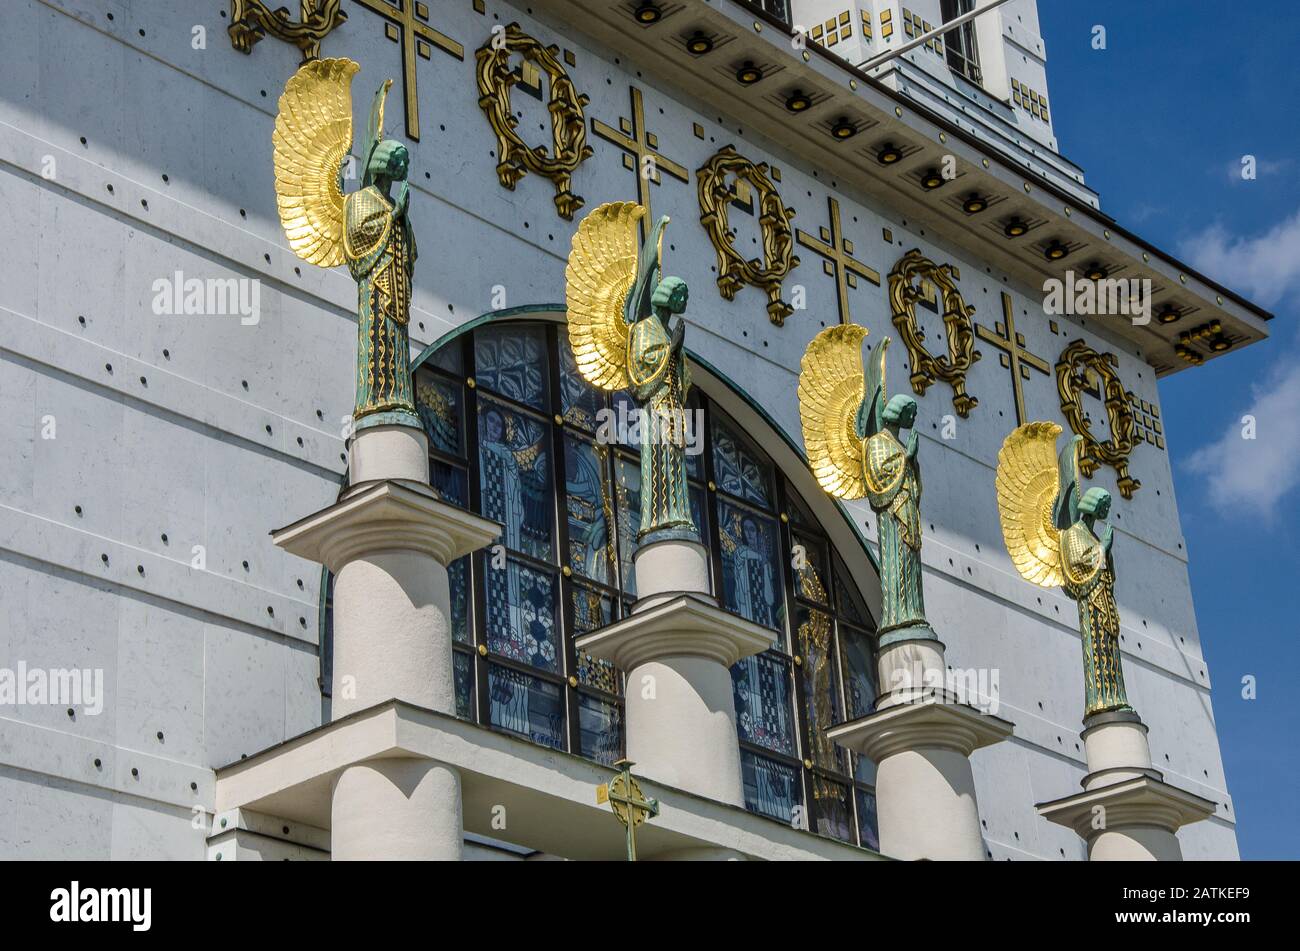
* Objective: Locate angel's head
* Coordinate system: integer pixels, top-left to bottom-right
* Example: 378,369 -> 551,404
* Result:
368,139 -> 409,184
1079,486 -> 1111,521
882,393 -> 917,430
652,276 -> 689,315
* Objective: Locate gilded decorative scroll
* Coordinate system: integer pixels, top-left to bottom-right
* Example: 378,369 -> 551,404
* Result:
887,249 -> 980,417
228,0 -> 346,64
1055,340 -> 1141,499
696,146 -> 799,325
475,23 -> 593,220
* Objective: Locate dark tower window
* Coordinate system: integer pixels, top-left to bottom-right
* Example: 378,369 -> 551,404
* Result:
941,0 -> 983,86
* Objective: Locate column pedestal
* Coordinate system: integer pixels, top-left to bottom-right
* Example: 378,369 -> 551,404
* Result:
827,637 -> 1013,860
273,425 -> 500,860
576,538 -> 770,807
1036,711 -> 1215,861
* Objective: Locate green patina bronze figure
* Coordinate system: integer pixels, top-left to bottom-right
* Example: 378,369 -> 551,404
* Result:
798,327 -> 938,647
273,59 -> 421,433
996,422 -> 1132,718
565,202 -> 697,543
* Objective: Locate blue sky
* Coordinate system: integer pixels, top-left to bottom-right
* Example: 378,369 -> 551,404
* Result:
1038,0 -> 1300,860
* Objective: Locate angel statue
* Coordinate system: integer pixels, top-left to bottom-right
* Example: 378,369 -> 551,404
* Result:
995,422 -> 1132,718
565,202 -> 696,544
797,325 -> 937,647
273,58 -> 420,431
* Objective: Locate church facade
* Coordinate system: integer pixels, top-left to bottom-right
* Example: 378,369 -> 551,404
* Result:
0,0 -> 1267,860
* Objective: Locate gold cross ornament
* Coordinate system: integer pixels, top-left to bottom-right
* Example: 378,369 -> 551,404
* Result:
591,86 -> 689,239
796,196 -> 881,325
354,0 -> 464,141
595,758 -> 659,861
975,292 -> 1050,425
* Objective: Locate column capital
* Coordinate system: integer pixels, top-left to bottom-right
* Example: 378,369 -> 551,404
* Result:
272,480 -> 500,571
828,692 -> 1015,762
1036,774 -> 1217,840
575,594 -> 772,670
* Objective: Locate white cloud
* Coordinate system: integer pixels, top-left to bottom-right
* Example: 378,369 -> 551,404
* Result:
1179,207 -> 1300,308
1186,351 -> 1300,519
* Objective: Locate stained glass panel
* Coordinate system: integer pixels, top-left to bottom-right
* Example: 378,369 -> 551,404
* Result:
486,559 -> 560,672
797,605 -> 846,774
712,417 -> 773,508
429,339 -> 463,375
810,777 -> 854,842
718,501 -> 783,632
415,373 -> 462,456
611,392 -> 641,451
449,556 -> 470,644
453,649 -> 473,720
487,663 -> 564,750
431,461 -> 468,507
732,650 -> 795,756
792,534 -> 830,606
856,787 -> 881,851
614,453 -> 641,598
478,396 -> 553,560
564,436 -> 615,585
572,585 -> 620,694
560,343 -> 604,431
835,561 -> 872,628
841,624 -> 878,720
741,750 -> 801,824
474,324 -> 549,409
577,693 -> 624,766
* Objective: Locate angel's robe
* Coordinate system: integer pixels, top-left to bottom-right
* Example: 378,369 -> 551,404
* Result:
627,315 -> 693,541
345,185 -> 417,424
863,429 -> 935,644
1061,523 -> 1131,717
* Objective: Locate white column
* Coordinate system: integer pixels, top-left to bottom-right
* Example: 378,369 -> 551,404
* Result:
273,424 -> 500,861
1037,710 -> 1215,861
577,537 -> 770,807
828,637 -> 1013,861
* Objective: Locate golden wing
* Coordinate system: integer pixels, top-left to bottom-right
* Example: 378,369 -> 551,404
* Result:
565,202 -> 644,391
273,57 -> 359,267
995,421 -> 1065,588
798,324 -> 869,500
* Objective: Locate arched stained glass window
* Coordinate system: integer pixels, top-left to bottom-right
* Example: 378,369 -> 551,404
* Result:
325,318 -> 881,850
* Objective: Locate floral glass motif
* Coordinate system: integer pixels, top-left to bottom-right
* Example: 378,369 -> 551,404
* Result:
474,324 -> 549,410
488,663 -> 565,750
577,693 -> 625,765
478,396 -> 553,560
719,501 -> 783,632
416,373 -> 462,455
564,436 -> 615,586
486,559 -> 560,672
741,750 -> 802,824
732,651 -> 796,756
453,650 -> 474,720
712,417 -> 772,508
560,343 -> 604,431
